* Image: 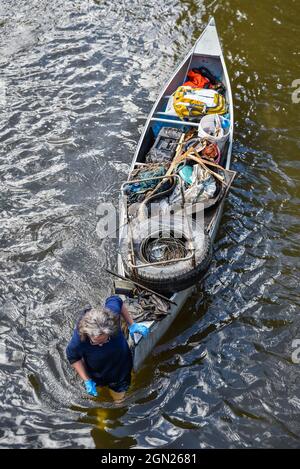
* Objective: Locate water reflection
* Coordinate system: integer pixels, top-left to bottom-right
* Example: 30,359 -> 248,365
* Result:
0,0 -> 299,449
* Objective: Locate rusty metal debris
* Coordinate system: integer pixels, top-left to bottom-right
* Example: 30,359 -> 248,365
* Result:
125,287 -> 170,323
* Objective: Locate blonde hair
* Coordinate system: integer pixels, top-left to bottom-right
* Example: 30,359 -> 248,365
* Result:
78,307 -> 119,341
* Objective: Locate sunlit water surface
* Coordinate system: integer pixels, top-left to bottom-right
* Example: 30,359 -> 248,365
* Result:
0,0 -> 299,448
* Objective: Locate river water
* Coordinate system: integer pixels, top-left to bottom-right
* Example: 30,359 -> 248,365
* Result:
0,0 -> 299,449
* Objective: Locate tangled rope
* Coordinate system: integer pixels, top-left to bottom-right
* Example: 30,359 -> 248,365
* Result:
141,236 -> 187,264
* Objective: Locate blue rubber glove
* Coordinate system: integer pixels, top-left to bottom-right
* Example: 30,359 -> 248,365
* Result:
129,323 -> 149,338
84,379 -> 98,397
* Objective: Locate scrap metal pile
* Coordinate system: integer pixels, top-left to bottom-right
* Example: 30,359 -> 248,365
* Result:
124,119 -> 230,214
126,288 -> 170,322
118,66 -> 235,295
120,288 -> 171,338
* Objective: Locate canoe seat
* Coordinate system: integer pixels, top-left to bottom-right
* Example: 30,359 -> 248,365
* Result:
155,95 -> 177,118
150,117 -> 199,128
155,111 -> 177,117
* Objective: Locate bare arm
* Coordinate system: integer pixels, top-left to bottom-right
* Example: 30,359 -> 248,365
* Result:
71,359 -> 90,381
121,303 -> 134,326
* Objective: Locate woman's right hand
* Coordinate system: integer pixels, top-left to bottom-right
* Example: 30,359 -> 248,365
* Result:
84,379 -> 98,397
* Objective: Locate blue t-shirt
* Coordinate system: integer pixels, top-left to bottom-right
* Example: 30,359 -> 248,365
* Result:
66,296 -> 132,385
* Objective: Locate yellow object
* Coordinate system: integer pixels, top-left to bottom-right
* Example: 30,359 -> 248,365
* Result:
95,384 -> 126,403
173,86 -> 226,119
108,388 -> 126,403
93,407 -> 109,430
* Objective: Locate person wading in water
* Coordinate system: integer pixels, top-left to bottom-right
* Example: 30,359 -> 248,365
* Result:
66,295 -> 149,402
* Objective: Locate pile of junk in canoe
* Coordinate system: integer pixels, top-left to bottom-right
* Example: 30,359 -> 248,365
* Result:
112,66 -> 235,330
110,20 -> 237,361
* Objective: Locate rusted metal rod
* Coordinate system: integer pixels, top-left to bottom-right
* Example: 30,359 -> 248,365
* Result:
105,268 -> 177,306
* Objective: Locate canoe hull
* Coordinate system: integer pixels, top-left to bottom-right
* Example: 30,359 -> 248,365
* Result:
117,17 -> 234,371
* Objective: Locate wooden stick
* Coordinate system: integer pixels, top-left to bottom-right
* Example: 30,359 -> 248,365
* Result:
177,146 -> 224,171
105,268 -> 178,306
189,151 -> 226,184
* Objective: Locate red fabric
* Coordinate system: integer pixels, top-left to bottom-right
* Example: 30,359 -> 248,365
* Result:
183,70 -> 211,89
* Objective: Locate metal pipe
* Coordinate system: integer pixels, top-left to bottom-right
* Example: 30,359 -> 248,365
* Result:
105,268 -> 177,306
150,117 -> 199,127
127,250 -> 195,269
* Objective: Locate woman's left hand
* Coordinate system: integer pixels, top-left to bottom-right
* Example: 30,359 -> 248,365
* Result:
129,323 -> 149,338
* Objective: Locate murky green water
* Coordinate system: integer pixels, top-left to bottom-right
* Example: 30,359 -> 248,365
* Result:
0,0 -> 299,448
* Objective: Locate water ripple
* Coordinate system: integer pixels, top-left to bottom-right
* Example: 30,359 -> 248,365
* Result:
0,0 -> 299,449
